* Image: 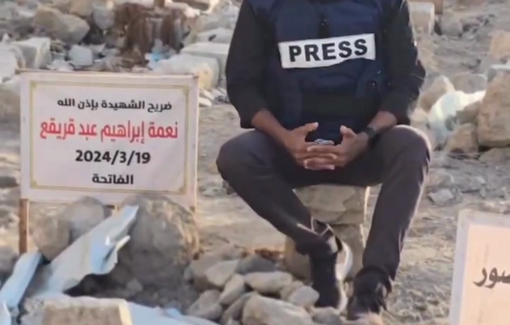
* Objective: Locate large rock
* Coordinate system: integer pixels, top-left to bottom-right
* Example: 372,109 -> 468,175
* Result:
444,123 -> 478,155
114,194 -> 200,287
477,71 -> 510,147
285,185 -> 369,280
31,196 -> 108,260
33,6 -> 90,44
409,2 -> 435,34
181,42 -> 229,74
488,30 -> 510,62
418,75 -> 455,112
28,296 -> 133,325
32,213 -> 71,260
152,54 -> 220,90
60,196 -> 109,242
242,295 -> 314,325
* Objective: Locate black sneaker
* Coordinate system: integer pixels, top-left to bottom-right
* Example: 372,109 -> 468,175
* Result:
309,220 -> 347,308
310,251 -> 341,308
347,273 -> 388,323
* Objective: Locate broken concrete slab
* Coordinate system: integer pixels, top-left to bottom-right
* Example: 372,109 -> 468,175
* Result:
13,37 -> 52,69
152,54 -> 220,90
181,43 -> 229,74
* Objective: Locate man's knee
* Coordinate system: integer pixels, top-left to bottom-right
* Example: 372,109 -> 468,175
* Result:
384,125 -> 431,160
216,131 -> 272,180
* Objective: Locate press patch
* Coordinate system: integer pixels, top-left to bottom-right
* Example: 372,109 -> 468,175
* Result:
278,33 -> 376,69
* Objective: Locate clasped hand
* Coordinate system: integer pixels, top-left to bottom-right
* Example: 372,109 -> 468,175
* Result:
282,123 -> 369,170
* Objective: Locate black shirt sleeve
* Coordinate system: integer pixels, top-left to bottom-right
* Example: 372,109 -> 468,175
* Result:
225,0 -> 268,129
380,0 -> 426,124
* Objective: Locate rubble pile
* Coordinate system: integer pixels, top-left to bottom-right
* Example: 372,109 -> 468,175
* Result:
182,246 -> 345,325
0,0 -> 236,125
410,29 -> 510,162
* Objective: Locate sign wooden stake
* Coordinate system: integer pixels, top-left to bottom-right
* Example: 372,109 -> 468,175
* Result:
18,199 -> 29,254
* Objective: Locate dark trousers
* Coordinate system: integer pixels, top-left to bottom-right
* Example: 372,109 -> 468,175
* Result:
216,125 -> 430,290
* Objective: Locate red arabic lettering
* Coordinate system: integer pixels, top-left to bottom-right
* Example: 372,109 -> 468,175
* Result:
39,118 -> 179,143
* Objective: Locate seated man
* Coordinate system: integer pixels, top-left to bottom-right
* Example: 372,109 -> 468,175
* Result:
216,0 -> 429,323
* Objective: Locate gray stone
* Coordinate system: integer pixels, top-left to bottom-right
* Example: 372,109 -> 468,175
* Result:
440,14 -> 463,37
236,254 -> 276,275
115,194 -> 200,287
244,272 -> 293,295
93,5 -> 115,30
242,295 -> 314,325
279,281 -> 304,301
221,292 -> 256,325
204,259 -> 239,289
428,188 -> 455,204
187,290 -> 223,320
0,175 -> 17,188
59,196 -> 109,243
68,45 -> 94,67
33,6 -> 90,44
13,37 -> 52,69
219,274 -> 246,306
286,286 -> 319,309
310,308 -> 342,325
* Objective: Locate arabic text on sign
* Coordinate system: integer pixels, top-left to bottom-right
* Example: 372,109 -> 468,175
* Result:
473,267 -> 510,289
57,98 -> 173,113
39,118 -> 179,143
92,173 -> 134,185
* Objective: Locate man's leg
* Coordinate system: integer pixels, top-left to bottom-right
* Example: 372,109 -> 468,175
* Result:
334,126 -> 431,322
216,130 -> 344,307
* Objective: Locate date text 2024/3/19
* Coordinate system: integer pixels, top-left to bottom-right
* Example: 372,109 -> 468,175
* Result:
76,150 -> 151,166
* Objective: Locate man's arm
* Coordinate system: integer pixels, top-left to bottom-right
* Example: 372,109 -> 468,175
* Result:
367,0 -> 426,134
226,0 -> 293,145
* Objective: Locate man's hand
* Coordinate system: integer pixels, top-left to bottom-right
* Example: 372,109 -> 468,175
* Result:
282,123 -> 336,167
304,126 -> 369,170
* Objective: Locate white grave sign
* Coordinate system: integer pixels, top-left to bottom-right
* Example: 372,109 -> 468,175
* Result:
20,72 -> 198,210
449,209 -> 510,325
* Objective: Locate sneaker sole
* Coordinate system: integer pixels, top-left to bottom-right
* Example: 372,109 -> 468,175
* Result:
336,240 -> 353,313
